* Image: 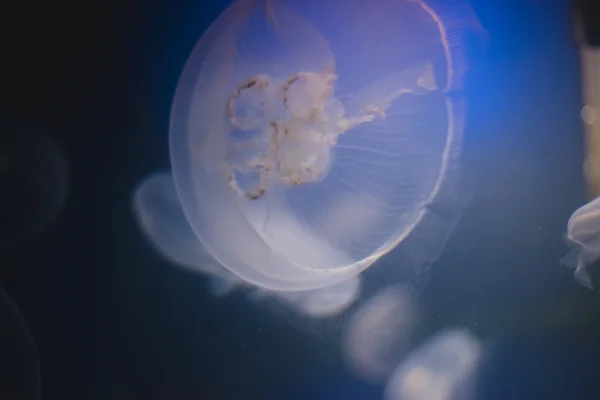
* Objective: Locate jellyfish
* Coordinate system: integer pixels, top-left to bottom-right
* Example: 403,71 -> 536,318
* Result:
343,285 -> 419,382
132,171 -> 360,318
384,329 -> 481,400
0,120 -> 69,251
169,0 -> 481,292
132,171 -> 242,296
561,196 -> 600,289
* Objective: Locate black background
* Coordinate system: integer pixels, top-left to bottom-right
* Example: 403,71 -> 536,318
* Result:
2,0 -> 600,399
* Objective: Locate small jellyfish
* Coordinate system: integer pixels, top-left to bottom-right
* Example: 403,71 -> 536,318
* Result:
131,171 -> 359,317
343,285 -> 418,382
169,0 -> 481,291
0,120 -> 69,251
561,196 -> 600,289
132,171 -> 243,295
384,329 -> 481,400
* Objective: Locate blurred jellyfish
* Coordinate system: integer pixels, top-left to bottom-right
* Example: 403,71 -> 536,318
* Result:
253,275 -> 360,318
0,285 -> 41,400
384,329 -> 481,400
132,171 -> 242,296
343,285 -> 418,382
169,0 -> 482,291
562,196 -> 600,289
131,171 -> 360,317
0,120 -> 69,251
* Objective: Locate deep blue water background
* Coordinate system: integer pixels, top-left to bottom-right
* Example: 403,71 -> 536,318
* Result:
2,0 -> 600,399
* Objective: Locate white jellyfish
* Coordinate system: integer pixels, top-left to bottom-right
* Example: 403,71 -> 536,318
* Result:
384,329 -> 481,400
561,196 -> 600,289
343,285 -> 418,383
132,171 -> 243,295
169,0 -> 480,291
131,171 -> 360,318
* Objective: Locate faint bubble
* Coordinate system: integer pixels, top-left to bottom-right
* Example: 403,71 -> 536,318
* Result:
583,156 -> 595,186
0,285 -> 40,400
581,105 -> 597,125
131,171 -> 359,318
384,329 -> 481,400
0,121 -> 69,251
343,285 -> 418,382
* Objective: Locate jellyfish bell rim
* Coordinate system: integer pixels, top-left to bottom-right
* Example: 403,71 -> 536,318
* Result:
169,0 -> 473,292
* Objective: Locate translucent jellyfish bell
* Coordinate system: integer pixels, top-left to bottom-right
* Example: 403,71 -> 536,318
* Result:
131,172 -> 242,290
343,285 -> 418,382
384,329 -> 481,400
170,0 -> 473,291
561,196 -> 600,289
